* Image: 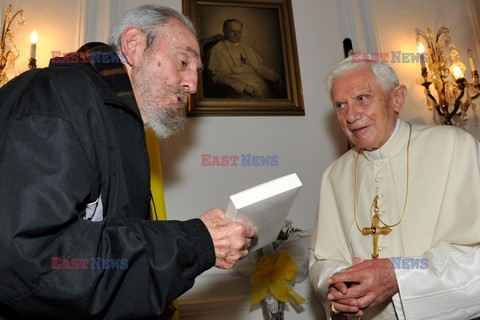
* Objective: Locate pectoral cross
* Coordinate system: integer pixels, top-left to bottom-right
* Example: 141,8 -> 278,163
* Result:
361,195 -> 391,258
239,53 -> 248,65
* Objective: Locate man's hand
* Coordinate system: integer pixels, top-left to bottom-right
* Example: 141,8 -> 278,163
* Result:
200,208 -> 256,269
243,85 -> 262,98
328,284 -> 361,315
327,258 -> 399,316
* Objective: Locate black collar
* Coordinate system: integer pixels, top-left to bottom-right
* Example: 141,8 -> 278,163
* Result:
49,42 -> 142,120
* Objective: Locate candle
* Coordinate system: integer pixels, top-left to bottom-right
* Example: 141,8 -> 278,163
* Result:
420,54 -> 426,69
30,30 -> 38,60
468,49 -> 476,72
417,42 -> 426,69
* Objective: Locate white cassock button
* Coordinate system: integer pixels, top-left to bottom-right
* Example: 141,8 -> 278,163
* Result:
375,177 -> 381,182
378,246 -> 384,251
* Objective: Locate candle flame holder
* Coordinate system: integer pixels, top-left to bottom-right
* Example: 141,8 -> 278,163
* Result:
28,57 -> 36,70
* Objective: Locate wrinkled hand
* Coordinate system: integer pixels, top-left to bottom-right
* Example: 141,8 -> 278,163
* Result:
200,208 -> 256,269
327,258 -> 398,317
328,281 -> 361,315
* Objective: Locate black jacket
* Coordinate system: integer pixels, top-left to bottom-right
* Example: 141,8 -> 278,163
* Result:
0,45 -> 215,319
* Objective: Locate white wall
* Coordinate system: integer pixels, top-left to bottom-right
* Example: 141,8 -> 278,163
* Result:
2,0 -> 480,319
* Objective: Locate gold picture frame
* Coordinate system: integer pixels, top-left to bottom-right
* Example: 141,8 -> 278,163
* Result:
182,0 -> 304,116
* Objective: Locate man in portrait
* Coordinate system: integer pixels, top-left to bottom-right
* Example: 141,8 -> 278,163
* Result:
205,19 -> 285,99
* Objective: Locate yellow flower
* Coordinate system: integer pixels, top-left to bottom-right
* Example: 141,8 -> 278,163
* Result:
250,250 -> 305,306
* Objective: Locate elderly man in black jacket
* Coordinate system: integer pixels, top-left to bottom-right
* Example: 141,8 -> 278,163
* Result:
0,5 -> 255,319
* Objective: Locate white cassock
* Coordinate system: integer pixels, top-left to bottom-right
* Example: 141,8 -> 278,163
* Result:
207,40 -> 280,97
309,119 -> 480,320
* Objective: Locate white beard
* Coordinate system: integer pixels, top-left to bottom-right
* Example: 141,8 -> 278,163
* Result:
141,98 -> 186,139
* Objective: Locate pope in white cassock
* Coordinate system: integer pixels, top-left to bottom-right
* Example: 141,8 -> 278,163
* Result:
309,56 -> 480,320
207,19 -> 282,98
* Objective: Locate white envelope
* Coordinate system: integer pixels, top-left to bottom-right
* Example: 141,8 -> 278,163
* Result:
226,173 -> 302,251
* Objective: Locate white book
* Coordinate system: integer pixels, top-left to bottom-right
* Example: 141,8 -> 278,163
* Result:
226,173 -> 302,252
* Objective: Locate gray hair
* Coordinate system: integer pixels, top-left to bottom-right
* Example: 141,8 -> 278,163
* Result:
109,5 -> 196,53
326,55 -> 399,95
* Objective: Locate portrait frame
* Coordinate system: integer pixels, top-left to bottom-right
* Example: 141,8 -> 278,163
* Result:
182,0 -> 304,116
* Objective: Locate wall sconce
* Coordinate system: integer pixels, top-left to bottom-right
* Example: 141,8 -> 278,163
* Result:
0,4 -> 25,87
416,27 -> 479,127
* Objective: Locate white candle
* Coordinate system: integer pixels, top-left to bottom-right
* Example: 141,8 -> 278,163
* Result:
417,42 -> 426,70
30,30 -> 38,59
468,49 -> 476,72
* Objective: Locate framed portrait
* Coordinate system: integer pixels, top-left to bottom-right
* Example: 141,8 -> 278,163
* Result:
182,0 -> 304,116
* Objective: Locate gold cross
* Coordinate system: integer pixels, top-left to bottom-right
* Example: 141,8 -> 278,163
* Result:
361,195 -> 391,258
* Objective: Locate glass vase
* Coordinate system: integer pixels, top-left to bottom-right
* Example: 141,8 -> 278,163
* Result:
260,291 -> 284,320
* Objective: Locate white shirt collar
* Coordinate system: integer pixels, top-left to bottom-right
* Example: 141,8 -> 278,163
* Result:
363,118 -> 401,160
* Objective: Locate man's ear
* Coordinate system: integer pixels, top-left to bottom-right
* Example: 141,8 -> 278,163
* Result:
120,26 -> 146,67
392,84 -> 407,113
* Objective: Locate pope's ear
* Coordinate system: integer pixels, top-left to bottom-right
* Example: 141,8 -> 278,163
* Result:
120,26 -> 146,67
392,84 -> 407,113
